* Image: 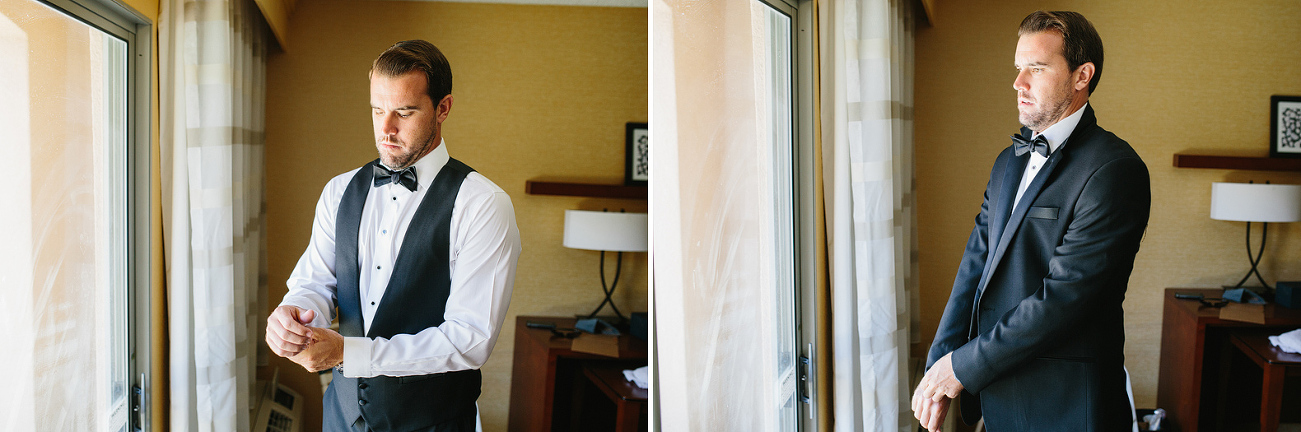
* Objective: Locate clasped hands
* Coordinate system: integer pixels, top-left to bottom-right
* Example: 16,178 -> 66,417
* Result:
265,305 -> 344,373
911,353 -> 964,432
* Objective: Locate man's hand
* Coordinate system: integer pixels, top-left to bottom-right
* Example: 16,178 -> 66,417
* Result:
289,327 -> 344,373
266,306 -> 316,358
912,392 -> 951,432
912,353 -> 963,431
919,353 -> 965,401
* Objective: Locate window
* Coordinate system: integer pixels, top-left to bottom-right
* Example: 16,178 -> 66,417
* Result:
0,0 -> 149,430
755,0 -> 798,429
755,0 -> 820,429
651,0 -> 815,428
758,0 -> 822,429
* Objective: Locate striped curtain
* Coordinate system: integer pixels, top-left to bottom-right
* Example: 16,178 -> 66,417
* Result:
819,0 -> 918,430
159,0 -> 269,429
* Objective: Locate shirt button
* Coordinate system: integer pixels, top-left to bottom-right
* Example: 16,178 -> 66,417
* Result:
392,196 -> 397,201
382,230 -> 387,234
376,265 -> 381,270
370,301 -> 376,305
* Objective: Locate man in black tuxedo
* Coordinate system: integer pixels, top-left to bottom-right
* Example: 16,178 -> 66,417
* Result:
264,40 -> 521,432
912,11 -> 1150,432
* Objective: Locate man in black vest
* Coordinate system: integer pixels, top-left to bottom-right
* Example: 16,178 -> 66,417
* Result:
265,40 -> 522,432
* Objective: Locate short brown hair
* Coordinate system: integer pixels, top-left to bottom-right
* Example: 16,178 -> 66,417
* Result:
371,40 -> 453,103
1018,11 -> 1104,94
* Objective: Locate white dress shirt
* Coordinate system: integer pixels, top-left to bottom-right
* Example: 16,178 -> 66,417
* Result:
280,140 -> 521,378
1013,103 -> 1088,209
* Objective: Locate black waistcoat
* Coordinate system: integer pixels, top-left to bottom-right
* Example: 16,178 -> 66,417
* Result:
324,158 -> 482,431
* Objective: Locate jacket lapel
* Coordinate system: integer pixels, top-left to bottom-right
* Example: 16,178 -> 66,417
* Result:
988,132 -> 1030,253
977,106 -> 1098,295
984,149 -> 1064,285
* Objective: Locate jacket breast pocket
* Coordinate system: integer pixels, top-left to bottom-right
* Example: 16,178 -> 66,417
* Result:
1027,206 -> 1059,220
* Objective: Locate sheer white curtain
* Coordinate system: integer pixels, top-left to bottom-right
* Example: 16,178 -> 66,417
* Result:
819,0 -> 917,430
160,0 -> 269,429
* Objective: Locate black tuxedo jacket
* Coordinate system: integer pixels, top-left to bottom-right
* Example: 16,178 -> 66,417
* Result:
926,105 -> 1150,431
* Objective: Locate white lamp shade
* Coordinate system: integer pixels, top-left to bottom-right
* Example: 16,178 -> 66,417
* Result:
1210,182 -> 1301,222
563,210 -> 648,252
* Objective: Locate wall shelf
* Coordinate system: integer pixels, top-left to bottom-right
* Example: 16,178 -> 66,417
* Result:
525,179 -> 647,200
1172,153 -> 1301,172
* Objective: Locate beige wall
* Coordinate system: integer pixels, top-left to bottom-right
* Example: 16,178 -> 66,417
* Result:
914,0 -> 1301,408
119,0 -> 157,23
262,1 -> 648,431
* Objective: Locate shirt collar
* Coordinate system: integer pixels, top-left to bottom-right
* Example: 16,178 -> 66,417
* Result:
412,138 -> 449,191
1032,102 -> 1088,154
378,138 -> 449,191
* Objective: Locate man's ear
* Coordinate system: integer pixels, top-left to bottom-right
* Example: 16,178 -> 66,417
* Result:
1074,62 -> 1095,92
436,94 -> 454,122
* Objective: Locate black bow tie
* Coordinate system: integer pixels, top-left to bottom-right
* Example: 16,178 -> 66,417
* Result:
1011,133 -> 1050,158
373,164 -> 418,191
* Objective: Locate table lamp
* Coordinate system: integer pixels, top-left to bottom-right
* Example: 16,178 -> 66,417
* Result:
563,209 -> 648,321
1210,181 -> 1301,290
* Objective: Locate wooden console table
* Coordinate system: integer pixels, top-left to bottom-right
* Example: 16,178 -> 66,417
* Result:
507,316 -> 648,432
1228,330 -> 1301,432
578,364 -> 648,432
1156,288 -> 1301,431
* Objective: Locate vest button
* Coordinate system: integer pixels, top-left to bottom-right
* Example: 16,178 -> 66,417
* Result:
358,399 -> 367,406
358,383 -> 368,390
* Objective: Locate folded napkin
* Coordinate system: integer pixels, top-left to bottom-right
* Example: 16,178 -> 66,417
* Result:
623,366 -> 649,389
1223,287 -> 1268,305
1269,328 -> 1301,354
575,318 -> 621,335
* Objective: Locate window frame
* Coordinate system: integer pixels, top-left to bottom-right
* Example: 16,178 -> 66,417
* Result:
35,0 -> 153,429
791,0 -> 818,429
754,0 -> 820,429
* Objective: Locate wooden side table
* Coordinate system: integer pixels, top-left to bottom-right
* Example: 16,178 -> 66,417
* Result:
507,316 -> 648,432
1157,288 -> 1301,431
579,365 -> 648,432
1228,331 -> 1301,432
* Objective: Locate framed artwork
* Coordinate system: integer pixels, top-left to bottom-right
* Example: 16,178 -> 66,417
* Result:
625,122 -> 649,186
1271,95 -> 1301,158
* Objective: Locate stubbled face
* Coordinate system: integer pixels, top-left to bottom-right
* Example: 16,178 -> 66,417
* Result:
370,71 -> 450,169
1013,31 -> 1079,132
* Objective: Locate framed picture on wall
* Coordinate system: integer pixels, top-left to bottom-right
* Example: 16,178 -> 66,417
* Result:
625,122 -> 649,186
1271,95 -> 1301,158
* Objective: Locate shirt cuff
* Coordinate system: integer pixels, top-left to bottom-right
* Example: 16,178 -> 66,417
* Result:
342,336 -> 373,378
